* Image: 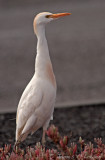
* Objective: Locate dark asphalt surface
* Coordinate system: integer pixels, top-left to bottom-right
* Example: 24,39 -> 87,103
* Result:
0,0 -> 105,112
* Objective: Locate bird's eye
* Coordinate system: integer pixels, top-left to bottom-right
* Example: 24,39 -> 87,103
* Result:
46,15 -> 50,18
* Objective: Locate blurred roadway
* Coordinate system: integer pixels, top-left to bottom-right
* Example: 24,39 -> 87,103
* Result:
0,0 -> 105,112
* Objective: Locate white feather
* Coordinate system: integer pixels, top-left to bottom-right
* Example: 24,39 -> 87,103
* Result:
16,12 -> 57,143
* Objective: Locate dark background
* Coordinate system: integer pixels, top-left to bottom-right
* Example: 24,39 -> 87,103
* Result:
0,0 -> 105,112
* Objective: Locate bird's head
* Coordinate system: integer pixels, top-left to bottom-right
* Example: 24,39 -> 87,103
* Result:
33,12 -> 71,36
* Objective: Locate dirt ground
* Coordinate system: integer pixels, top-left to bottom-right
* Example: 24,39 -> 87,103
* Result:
0,105 -> 105,149
0,0 -> 105,112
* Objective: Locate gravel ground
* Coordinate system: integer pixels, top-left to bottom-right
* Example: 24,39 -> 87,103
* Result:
1,0 -> 105,112
0,104 -> 105,149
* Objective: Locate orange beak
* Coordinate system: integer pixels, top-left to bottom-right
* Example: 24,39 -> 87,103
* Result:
47,12 -> 71,19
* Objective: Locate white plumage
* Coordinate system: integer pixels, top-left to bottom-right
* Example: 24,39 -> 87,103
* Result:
16,12 -> 71,145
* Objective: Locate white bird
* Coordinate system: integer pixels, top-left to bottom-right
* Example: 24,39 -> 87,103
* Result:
15,12 -> 71,145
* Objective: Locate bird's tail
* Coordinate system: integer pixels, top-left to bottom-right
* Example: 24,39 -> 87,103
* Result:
16,125 -> 28,143
16,133 -> 28,145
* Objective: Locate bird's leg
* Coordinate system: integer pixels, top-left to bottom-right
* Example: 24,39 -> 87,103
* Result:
42,130 -> 46,147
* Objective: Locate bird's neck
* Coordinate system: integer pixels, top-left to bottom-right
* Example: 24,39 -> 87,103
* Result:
36,26 -> 50,62
35,25 -> 56,87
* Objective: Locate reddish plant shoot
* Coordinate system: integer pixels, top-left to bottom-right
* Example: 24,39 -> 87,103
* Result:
0,125 -> 105,160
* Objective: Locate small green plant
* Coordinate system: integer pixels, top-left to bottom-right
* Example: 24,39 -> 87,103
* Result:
0,125 -> 105,160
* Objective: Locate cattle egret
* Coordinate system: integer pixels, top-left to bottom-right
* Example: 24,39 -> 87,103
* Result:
15,12 -> 71,146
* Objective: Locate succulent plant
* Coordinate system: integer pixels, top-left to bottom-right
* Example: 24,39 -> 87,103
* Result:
0,125 -> 105,160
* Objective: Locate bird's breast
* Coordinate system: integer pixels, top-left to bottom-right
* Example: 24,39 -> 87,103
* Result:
46,62 -> 56,88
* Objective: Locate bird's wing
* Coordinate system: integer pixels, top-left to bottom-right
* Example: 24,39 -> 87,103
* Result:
16,84 -> 43,132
